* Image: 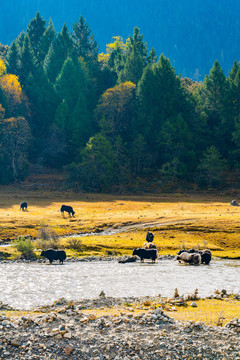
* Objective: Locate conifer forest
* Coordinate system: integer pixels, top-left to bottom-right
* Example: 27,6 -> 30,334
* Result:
1,12 -> 240,192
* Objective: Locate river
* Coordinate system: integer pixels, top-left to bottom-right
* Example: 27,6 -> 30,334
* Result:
0,258 -> 239,310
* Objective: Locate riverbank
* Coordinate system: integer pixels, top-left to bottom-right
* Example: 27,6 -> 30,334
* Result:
0,186 -> 240,259
0,295 -> 239,359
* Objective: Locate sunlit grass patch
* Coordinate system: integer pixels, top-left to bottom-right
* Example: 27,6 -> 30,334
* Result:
166,298 -> 240,326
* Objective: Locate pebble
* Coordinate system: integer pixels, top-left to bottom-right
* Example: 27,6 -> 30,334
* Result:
0,295 -> 238,359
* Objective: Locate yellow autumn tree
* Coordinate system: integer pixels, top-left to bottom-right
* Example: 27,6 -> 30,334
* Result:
95,81 -> 136,139
0,74 -> 23,114
0,59 -> 7,77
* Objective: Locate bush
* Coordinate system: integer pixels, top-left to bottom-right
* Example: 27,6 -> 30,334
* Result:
37,223 -> 59,250
14,237 -> 36,259
66,238 -> 83,252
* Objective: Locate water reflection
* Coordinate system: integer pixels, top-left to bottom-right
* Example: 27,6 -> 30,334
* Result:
0,259 -> 239,309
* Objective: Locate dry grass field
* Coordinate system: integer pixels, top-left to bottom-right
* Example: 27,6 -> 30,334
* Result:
0,185 -> 240,258
1,185 -> 239,326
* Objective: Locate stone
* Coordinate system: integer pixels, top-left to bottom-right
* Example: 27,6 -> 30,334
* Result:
59,324 -> 67,335
88,314 -> 97,321
63,332 -> 72,339
80,317 -> 89,324
64,346 -> 74,355
190,302 -> 197,307
11,340 -> 21,348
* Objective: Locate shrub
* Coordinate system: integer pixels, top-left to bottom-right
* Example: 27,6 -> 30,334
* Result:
14,237 -> 36,259
66,238 -> 83,252
37,223 -> 59,250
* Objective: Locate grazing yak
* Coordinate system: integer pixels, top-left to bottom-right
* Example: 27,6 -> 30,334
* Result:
175,251 -> 201,265
230,199 -> 239,206
146,231 -> 154,242
142,242 -> 157,249
177,249 -> 212,265
41,249 -> 66,264
20,202 -> 28,211
60,205 -> 75,217
132,248 -> 158,263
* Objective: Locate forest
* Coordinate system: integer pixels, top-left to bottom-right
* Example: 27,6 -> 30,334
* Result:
1,12 -> 240,192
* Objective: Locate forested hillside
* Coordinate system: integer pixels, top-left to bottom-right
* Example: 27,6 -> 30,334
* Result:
0,13 -> 240,192
1,0 -> 240,79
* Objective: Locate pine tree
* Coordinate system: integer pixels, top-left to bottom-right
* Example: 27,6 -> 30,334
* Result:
55,57 -> 86,110
72,16 -> 99,64
19,35 -> 37,84
26,12 -> 46,60
6,41 -> 21,75
196,60 -> 230,155
54,99 -> 70,132
39,18 -> 56,63
71,91 -> 91,149
44,24 -> 73,82
119,49 -> 144,85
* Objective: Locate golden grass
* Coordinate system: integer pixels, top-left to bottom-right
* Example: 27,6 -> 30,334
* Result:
165,298 -> 240,326
3,298 -> 240,327
0,186 -> 240,258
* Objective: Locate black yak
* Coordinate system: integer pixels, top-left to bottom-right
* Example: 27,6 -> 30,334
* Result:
230,199 -> 239,206
146,231 -> 154,242
132,248 -> 158,262
20,202 -> 28,211
60,205 -> 75,217
40,249 -> 66,264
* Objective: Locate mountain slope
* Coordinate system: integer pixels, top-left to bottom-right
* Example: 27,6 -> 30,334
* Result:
1,0 -> 240,79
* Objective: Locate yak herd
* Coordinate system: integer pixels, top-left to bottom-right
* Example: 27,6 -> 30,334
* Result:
131,231 -> 212,265
20,202 -> 212,265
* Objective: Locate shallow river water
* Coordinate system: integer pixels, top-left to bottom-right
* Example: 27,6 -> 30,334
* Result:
0,259 -> 239,310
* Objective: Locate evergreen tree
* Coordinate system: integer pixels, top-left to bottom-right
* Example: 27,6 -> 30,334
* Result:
26,11 -> 46,60
39,19 -> 56,63
118,27 -> 148,84
16,31 -> 26,50
119,49 -> 144,85
19,35 -> 37,83
44,24 -> 73,82
125,27 -> 148,63
228,60 -> 240,82
54,99 -> 70,132
195,146 -> 227,188
68,133 -> 115,191
71,91 -> 91,149
147,48 -> 158,65
25,67 -> 58,142
107,36 -> 125,77
55,57 -> 86,110
196,60 -> 230,156
72,16 -> 99,64
6,41 -> 21,75
137,54 -> 195,170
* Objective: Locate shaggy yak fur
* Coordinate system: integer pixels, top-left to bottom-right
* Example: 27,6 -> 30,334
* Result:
175,251 -> 201,265
146,231 -> 154,242
230,199 -> 240,206
178,249 -> 212,265
20,202 -> 28,211
142,242 -> 157,249
60,205 -> 75,216
41,249 -> 66,264
132,248 -> 158,262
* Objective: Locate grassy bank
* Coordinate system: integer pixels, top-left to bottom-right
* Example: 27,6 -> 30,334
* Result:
3,296 -> 240,328
0,186 -> 240,258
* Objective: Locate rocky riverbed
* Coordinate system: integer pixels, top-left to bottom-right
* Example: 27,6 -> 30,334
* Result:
0,295 -> 239,360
